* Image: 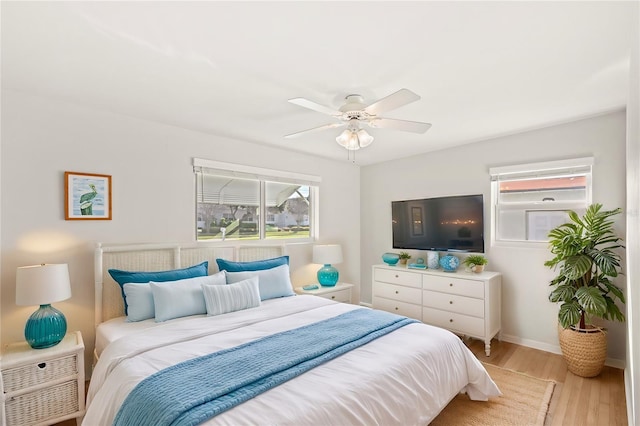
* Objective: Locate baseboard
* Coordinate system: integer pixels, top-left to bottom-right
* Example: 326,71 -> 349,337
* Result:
500,333 -> 626,369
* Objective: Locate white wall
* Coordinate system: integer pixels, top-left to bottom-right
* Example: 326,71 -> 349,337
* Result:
361,111 -> 627,362
625,4 -> 640,424
0,90 -> 361,372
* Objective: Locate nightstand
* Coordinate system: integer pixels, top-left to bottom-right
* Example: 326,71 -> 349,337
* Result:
1,331 -> 85,426
295,282 -> 354,303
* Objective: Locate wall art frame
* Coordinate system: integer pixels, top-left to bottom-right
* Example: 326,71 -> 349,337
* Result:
64,171 -> 112,220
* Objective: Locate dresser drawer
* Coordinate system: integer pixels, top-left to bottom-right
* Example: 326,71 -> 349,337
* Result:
422,307 -> 484,337
422,275 -> 484,299
374,282 -> 421,304
374,268 -> 422,288
422,290 -> 484,318
374,296 -> 422,321
4,380 -> 79,426
318,289 -> 351,303
1,354 -> 78,393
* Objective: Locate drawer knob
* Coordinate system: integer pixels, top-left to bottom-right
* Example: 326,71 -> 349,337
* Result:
395,290 -> 399,294
331,296 -> 336,299
395,275 -> 399,278
449,319 -> 454,323
449,301 -> 453,304
395,307 -> 399,310
449,283 -> 453,287
37,362 -> 46,369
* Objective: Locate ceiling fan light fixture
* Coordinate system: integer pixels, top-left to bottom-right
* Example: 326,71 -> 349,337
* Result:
335,128 -> 374,151
356,129 -> 374,148
336,129 -> 360,150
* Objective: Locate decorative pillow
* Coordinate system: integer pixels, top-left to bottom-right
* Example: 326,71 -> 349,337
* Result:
216,256 -> 289,272
202,276 -> 261,317
122,283 -> 154,322
108,261 -> 209,315
150,272 -> 227,322
225,264 -> 295,301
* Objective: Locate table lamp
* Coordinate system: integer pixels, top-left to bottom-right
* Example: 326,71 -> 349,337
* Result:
312,244 -> 343,287
16,264 -> 72,349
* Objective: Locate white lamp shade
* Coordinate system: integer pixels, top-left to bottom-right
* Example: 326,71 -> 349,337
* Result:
16,264 -> 72,306
313,245 -> 343,265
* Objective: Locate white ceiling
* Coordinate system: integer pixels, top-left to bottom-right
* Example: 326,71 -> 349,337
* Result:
2,1 -> 636,165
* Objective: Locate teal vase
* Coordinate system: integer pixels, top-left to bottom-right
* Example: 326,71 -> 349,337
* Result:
317,264 -> 339,286
25,304 -> 67,349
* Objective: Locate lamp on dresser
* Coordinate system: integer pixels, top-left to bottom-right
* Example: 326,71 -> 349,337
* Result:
312,244 -> 343,287
16,263 -> 72,349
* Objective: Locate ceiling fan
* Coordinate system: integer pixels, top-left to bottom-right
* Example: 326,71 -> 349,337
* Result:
285,89 -> 432,150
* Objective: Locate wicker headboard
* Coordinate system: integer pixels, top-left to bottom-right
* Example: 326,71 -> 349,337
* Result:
94,243 -> 285,326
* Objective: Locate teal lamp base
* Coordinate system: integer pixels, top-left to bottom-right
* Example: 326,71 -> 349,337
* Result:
317,264 -> 339,286
25,304 -> 67,349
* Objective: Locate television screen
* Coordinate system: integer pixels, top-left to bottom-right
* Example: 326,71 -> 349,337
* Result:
392,194 -> 484,253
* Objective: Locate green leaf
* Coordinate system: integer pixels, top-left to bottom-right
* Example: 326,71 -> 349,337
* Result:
558,302 -> 582,328
602,279 -> 626,303
603,297 -> 625,322
575,286 -> 607,316
561,254 -> 592,280
549,284 -> 576,303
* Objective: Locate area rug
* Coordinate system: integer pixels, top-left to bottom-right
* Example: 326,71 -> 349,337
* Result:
430,363 -> 556,426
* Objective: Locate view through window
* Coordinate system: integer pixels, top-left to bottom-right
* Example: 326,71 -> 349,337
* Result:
194,159 -> 319,242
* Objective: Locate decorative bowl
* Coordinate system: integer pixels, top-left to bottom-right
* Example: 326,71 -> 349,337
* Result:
439,254 -> 460,272
382,252 -> 400,266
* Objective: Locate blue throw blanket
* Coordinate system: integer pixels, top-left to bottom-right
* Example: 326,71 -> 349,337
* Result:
113,308 -> 417,426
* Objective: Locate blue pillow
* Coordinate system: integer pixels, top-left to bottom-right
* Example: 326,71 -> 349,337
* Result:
216,256 -> 289,272
225,264 -> 295,301
202,276 -> 261,317
108,261 -> 208,315
122,283 -> 155,322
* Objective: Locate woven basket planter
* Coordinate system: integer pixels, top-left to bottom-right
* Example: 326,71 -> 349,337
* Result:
558,324 -> 607,378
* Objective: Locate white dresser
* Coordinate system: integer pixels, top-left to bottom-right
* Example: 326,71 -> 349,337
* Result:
373,264 -> 501,356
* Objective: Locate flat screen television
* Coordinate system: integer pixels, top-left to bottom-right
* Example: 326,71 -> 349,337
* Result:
392,194 -> 484,253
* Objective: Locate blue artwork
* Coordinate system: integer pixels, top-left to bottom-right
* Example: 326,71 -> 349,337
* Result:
72,177 -> 105,216
66,171 -> 111,220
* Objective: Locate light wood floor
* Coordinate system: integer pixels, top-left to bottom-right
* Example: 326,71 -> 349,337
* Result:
465,338 -> 627,426
59,339 -> 627,426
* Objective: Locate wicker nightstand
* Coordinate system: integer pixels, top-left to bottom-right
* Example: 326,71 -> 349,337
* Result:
295,282 -> 354,303
1,331 -> 85,426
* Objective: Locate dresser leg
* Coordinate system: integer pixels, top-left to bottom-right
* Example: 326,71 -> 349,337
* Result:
485,341 -> 491,356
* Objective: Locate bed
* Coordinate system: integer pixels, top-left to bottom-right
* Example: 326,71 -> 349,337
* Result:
84,242 -> 500,425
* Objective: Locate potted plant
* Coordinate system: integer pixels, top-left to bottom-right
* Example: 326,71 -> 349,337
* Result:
545,203 -> 625,377
398,251 -> 411,265
462,255 -> 488,273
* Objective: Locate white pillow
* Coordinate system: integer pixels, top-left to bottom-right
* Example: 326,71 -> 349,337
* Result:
123,283 -> 154,322
150,271 -> 226,322
225,264 -> 295,301
202,276 -> 261,316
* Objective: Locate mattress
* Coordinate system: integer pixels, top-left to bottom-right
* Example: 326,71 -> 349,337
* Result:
85,295 -> 500,425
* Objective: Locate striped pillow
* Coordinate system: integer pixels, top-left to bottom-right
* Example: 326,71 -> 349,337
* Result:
202,276 -> 261,316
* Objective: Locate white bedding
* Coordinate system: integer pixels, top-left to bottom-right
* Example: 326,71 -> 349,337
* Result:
95,314 -> 206,357
85,296 -> 500,425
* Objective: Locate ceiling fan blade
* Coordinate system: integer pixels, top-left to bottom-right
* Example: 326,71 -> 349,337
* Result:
288,98 -> 342,117
364,89 -> 421,115
284,122 -> 345,139
369,118 -> 432,133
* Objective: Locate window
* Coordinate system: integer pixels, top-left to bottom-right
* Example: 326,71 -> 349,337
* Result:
194,158 -> 320,242
490,157 -> 593,242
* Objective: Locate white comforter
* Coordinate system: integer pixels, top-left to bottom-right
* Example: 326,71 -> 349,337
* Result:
84,296 -> 500,425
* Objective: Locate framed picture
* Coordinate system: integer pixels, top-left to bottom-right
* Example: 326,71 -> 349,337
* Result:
65,171 -> 112,220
